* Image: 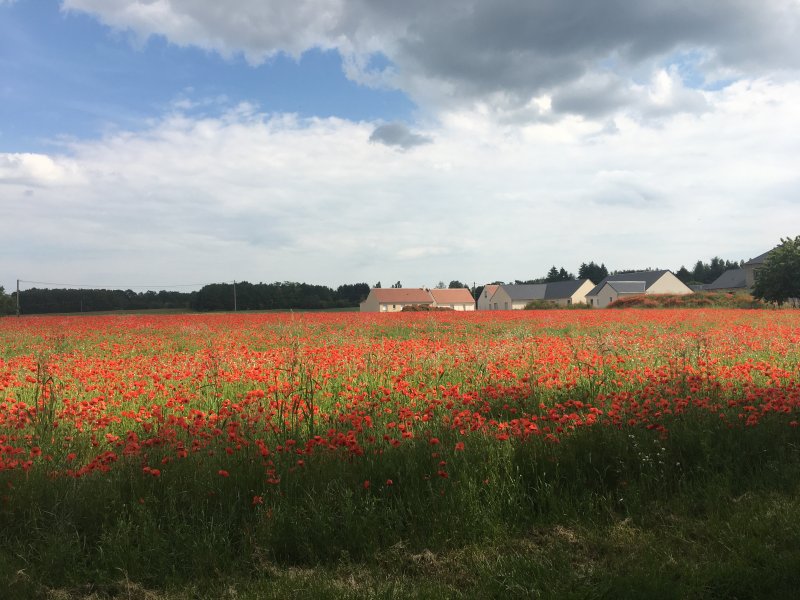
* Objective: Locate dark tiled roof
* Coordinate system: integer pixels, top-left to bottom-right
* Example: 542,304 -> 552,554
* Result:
543,279 -> 593,299
501,284 -> 547,301
744,250 -> 772,266
607,281 -> 646,294
705,268 -> 747,290
586,270 -> 669,296
499,280 -> 593,301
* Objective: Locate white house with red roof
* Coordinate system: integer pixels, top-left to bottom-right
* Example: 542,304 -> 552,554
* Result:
359,288 -> 435,312
430,288 -> 476,311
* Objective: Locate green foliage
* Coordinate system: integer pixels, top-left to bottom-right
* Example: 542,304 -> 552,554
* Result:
608,292 -> 762,309
543,266 -> 575,282
753,236 -> 800,307
4,416 -> 800,597
578,261 -> 609,283
676,256 -> 743,284
0,286 -> 14,315
524,299 -> 592,310
16,282 -> 372,314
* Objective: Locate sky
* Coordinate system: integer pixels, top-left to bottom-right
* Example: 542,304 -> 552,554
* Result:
1,0 -> 799,293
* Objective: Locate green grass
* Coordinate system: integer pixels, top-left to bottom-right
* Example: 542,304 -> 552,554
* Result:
3,413 -> 800,598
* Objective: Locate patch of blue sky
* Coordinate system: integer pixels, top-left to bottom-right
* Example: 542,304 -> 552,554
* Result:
0,1 -> 415,153
662,49 -> 736,91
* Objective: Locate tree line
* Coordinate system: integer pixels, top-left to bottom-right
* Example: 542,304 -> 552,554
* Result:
1,282 -> 371,315
4,239 -> 798,315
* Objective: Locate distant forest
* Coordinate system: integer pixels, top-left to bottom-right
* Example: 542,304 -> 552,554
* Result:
1,256 -> 746,315
8,282 -> 370,314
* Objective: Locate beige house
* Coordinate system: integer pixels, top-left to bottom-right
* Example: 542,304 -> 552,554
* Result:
430,288 -> 476,311
477,284 -> 500,310
743,250 -> 772,289
359,288 -> 434,312
585,270 -> 693,308
483,280 -> 595,310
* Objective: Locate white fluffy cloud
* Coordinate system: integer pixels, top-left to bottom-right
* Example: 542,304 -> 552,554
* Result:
2,78 -> 799,289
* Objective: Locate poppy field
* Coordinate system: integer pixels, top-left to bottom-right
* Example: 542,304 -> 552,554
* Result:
2,309 -> 800,598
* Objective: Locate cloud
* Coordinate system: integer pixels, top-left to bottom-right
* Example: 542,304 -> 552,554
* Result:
369,122 -> 431,149
63,0 -> 800,121
2,78 -> 800,292
0,153 -> 85,186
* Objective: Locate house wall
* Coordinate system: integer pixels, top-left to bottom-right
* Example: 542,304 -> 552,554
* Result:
380,302 -> 432,313
477,288 -> 496,310
489,288 -> 514,310
359,292 -> 381,312
647,272 -> 693,295
436,302 -> 476,311
567,280 -> 595,305
592,284 -> 619,308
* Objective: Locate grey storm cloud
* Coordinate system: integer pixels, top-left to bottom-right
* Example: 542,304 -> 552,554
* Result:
66,0 -> 800,120
368,122 -> 432,149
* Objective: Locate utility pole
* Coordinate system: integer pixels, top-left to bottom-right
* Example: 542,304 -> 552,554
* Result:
16,279 -> 20,317
233,280 -> 237,312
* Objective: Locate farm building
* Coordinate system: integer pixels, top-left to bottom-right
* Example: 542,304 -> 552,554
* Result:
359,288 -> 434,312
429,288 -> 476,311
743,250 -> 772,289
705,268 -> 748,292
585,270 -> 692,308
483,279 -> 595,310
477,284 -> 500,311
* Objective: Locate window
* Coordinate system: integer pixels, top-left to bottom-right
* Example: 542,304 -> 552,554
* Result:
504,302 -> 508,310
567,299 -> 572,305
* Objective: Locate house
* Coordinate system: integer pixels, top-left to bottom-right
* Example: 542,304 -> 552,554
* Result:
359,288 -> 434,312
743,250 -> 772,289
585,270 -> 693,308
489,284 -> 547,310
485,279 -> 595,310
430,288 -> 476,311
542,279 -> 596,306
477,284 -> 500,311
705,268 -> 747,292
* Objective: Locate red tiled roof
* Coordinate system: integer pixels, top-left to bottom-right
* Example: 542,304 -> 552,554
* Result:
430,288 -> 474,304
482,284 -> 499,299
372,288 -> 434,303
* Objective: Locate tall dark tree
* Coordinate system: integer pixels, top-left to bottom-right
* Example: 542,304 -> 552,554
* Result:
578,261 -> 608,283
544,266 -> 574,282
558,267 -> 574,281
0,287 -> 14,315
448,280 -> 468,289
675,266 -> 691,283
753,236 -> 800,307
391,281 -> 402,288
336,283 -> 370,305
